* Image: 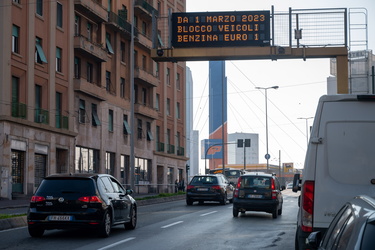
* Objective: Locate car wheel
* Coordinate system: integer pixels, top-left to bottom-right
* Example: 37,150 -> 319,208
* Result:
278,205 -> 283,215
220,193 -> 227,205
28,226 -> 44,237
98,211 -> 112,237
186,199 -> 193,205
233,207 -> 239,217
125,205 -> 137,230
272,208 -> 278,219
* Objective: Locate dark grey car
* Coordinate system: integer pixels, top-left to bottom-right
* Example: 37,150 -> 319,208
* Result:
233,172 -> 284,218
307,195 -> 375,250
186,174 -> 234,205
27,173 -> 137,238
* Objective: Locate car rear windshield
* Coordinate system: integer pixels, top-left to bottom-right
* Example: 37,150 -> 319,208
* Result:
240,176 -> 271,189
36,179 -> 96,194
191,176 -> 218,185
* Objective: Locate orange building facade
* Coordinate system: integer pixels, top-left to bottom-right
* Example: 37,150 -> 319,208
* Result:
0,0 -> 187,200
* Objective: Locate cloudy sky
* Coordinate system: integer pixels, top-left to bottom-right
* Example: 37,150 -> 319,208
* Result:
185,0 -> 375,170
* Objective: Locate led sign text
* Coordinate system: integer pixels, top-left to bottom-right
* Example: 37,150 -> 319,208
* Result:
171,11 -> 270,48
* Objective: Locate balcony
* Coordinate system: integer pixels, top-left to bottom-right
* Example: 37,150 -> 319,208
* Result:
134,67 -> 158,87
74,78 -> 106,101
107,11 -> 137,39
156,142 -> 164,152
74,35 -> 108,62
167,144 -> 175,154
134,0 -> 158,20
135,32 -> 152,51
74,0 -> 108,23
34,109 -> 49,124
177,147 -> 185,156
11,102 -> 27,119
134,103 -> 158,119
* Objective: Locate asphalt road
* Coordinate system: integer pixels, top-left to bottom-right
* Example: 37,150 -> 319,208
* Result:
0,190 -> 299,250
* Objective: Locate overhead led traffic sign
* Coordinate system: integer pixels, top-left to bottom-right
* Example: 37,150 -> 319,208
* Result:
171,11 -> 270,48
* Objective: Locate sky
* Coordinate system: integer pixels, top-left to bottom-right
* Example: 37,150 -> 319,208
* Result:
185,0 -> 375,170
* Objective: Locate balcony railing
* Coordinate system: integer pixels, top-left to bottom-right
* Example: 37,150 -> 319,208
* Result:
156,142 -> 164,152
74,0 -> 108,22
34,109 -> 49,124
167,144 -> 175,154
56,114 -> 69,130
11,102 -> 27,119
134,67 -> 158,87
107,11 -> 137,37
177,147 -> 184,156
74,35 -> 108,62
134,103 -> 158,119
134,0 -> 158,18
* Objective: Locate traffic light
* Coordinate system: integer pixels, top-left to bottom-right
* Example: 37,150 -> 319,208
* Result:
237,139 -> 243,147
245,139 -> 251,147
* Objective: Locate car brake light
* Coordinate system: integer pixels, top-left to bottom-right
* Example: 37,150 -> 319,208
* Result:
271,179 -> 277,199
211,185 -> 221,190
78,196 -> 102,203
301,180 -> 315,232
30,196 -> 46,203
187,185 -> 194,190
234,177 -> 242,198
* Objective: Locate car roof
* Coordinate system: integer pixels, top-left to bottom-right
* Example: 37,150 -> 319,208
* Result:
242,172 -> 275,177
44,173 -> 113,179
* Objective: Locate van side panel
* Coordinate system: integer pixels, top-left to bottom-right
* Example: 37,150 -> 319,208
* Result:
313,101 -> 375,229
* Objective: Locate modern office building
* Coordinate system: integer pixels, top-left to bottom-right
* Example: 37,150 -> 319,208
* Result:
227,132 -> 259,166
0,0 -> 187,200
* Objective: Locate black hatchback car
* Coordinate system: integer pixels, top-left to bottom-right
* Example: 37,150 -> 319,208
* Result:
186,174 -> 234,205
27,173 -> 137,237
233,172 -> 284,218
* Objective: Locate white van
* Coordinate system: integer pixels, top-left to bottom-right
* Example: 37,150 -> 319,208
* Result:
293,94 -> 375,250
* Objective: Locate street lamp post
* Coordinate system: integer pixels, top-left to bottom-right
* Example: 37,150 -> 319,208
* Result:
256,86 -> 279,172
298,117 -> 314,145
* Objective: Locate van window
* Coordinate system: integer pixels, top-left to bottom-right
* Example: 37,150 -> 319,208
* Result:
240,176 -> 271,189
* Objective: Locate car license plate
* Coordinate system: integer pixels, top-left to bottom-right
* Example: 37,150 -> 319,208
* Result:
48,215 -> 72,221
197,188 -> 208,191
248,194 -> 263,199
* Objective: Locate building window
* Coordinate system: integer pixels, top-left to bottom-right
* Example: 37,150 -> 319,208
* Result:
142,55 -> 147,70
55,92 -> 62,128
120,42 -> 125,62
142,21 -> 147,35
56,47 -> 62,72
13,0 -> 21,4
142,88 -> 147,105
176,102 -> 180,119
35,37 -> 47,64
120,77 -> 125,98
167,68 -> 170,85
106,33 -> 114,54
176,73 -> 180,90
75,146 -> 99,173
134,50 -> 138,67
135,158 -> 150,182
87,63 -> 93,83
106,71 -> 111,92
137,119 -> 142,139
156,94 -> 160,111
108,109 -> 113,132
12,25 -> 19,53
156,62 -> 159,78
147,122 -> 153,141
87,23 -> 92,41
92,103 -> 101,126
36,0 -> 43,16
79,99 -> 85,123
105,152 -> 115,176
56,2 -> 63,28
123,115 -> 131,135
134,85 -> 138,103
75,15 -> 80,36
167,98 -> 170,116
74,57 -> 80,79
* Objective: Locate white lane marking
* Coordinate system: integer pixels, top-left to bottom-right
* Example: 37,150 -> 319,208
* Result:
0,226 -> 27,233
200,211 -> 218,217
97,237 -> 136,250
161,221 -> 183,228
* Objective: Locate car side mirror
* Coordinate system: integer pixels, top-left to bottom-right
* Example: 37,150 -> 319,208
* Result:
126,189 -> 133,195
292,174 -> 301,192
307,231 -> 322,248
281,185 -> 286,190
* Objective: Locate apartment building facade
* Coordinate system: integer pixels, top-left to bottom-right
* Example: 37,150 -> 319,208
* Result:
0,0 -> 187,200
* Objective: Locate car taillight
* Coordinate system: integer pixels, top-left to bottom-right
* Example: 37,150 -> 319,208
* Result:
211,185 -> 221,190
271,179 -> 277,199
234,177 -> 242,198
187,185 -> 194,190
30,196 -> 46,203
78,196 -> 102,203
301,180 -> 314,232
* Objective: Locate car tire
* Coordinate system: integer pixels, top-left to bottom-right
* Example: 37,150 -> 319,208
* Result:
220,193 -> 227,205
186,199 -> 193,205
98,211 -> 112,237
233,207 -> 239,217
28,226 -> 44,237
278,205 -> 283,215
272,208 -> 278,219
125,205 -> 137,230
